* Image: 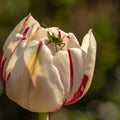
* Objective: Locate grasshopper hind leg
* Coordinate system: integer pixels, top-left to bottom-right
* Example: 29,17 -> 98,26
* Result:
60,43 -> 65,50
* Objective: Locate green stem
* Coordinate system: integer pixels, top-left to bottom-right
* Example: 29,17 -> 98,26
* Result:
39,112 -> 49,120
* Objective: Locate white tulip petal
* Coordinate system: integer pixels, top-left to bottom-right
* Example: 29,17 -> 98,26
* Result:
6,42 -> 65,112
81,29 -> 96,92
2,15 -> 41,75
64,29 -> 96,105
53,51 -> 71,100
4,14 -> 40,50
63,48 -> 85,105
67,32 -> 80,49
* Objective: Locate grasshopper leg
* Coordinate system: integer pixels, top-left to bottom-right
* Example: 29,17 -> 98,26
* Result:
60,43 -> 65,50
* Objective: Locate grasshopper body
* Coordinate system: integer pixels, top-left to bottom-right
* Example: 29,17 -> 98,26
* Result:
47,31 -> 65,51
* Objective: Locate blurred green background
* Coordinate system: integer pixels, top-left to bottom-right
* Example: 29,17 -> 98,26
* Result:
0,0 -> 120,120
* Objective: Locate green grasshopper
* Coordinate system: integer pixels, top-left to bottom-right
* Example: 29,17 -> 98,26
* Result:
47,31 -> 65,52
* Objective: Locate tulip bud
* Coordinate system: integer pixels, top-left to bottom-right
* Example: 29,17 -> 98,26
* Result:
0,14 -> 96,112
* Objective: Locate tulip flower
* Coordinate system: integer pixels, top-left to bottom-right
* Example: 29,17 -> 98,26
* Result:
0,14 -> 96,113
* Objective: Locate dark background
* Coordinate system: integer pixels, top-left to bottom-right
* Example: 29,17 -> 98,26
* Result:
0,0 -> 120,120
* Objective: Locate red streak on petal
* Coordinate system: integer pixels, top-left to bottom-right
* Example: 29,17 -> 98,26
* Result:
1,58 -> 7,74
4,72 -> 11,92
21,27 -> 30,40
0,50 -> 7,82
66,35 -> 70,39
22,14 -> 31,27
6,72 -> 11,81
62,99 -> 67,106
62,49 -> 74,106
58,30 -> 61,39
68,49 -> 74,91
65,74 -> 89,105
